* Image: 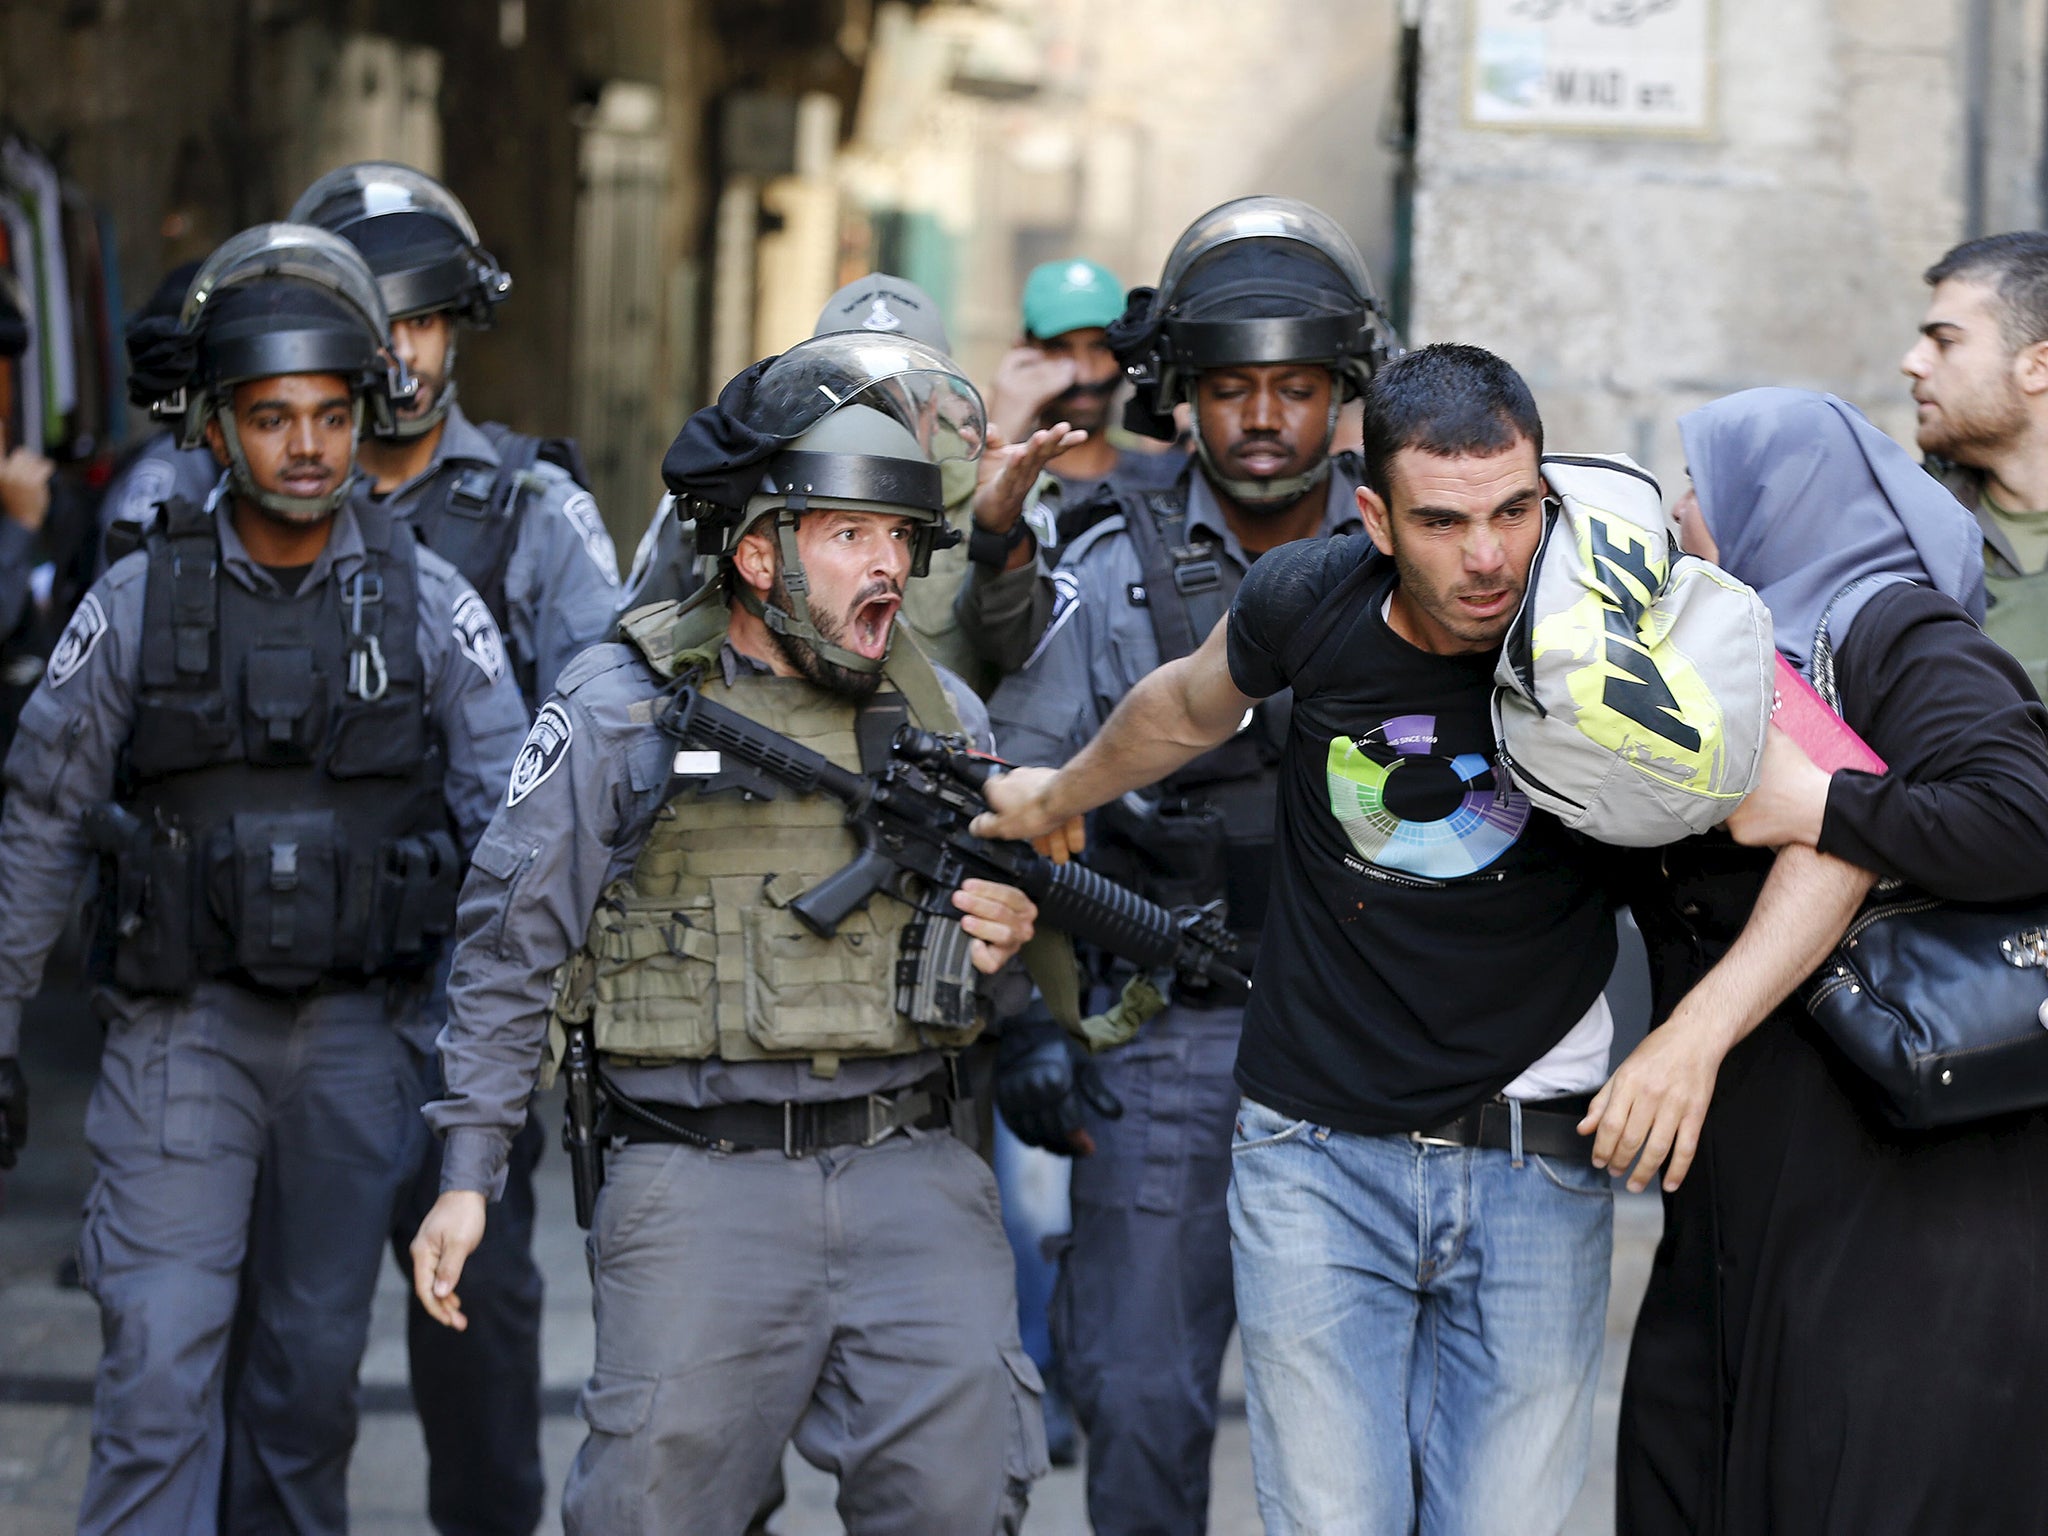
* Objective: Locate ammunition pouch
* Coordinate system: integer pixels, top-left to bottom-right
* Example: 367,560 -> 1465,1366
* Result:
90,807 -> 199,997
370,830 -> 462,970
218,810 -> 343,991
241,646 -> 327,765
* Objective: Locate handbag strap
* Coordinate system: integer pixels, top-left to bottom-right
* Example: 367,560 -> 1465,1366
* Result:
1809,573 -> 1915,713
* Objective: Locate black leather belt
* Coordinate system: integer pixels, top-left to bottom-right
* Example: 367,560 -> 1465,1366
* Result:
1409,1094 -> 1595,1163
610,1071 -> 954,1157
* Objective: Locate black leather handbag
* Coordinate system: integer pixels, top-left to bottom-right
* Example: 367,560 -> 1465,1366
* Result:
1800,580 -> 2048,1128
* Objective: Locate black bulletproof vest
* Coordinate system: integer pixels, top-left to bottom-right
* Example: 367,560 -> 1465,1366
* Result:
401,426 -> 588,701
1086,482 -> 1293,957
106,497 -> 459,995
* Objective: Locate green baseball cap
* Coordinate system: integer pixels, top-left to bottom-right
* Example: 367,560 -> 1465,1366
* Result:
1021,257 -> 1124,340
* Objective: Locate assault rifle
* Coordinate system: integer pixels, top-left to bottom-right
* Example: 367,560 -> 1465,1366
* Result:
556,685 -> 1251,1228
658,685 -> 1252,1000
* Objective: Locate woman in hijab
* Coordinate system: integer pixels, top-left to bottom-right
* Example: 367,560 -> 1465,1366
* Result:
1608,388 -> 2048,1535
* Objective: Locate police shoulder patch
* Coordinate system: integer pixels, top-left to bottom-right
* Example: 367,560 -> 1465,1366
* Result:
45,592 -> 109,689
453,589 -> 507,684
557,490 -> 619,587
507,700 -> 573,806
117,457 -> 176,525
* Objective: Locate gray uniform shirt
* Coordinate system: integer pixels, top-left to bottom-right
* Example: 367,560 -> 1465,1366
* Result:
953,453 -> 1196,677
367,401 -> 620,703
0,498 -> 530,1058
987,467 -> 1362,767
428,638 -> 1021,1198
96,432 -> 224,565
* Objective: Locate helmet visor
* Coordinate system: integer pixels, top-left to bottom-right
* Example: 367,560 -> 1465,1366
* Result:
287,162 -> 483,246
182,223 -> 394,342
1157,196 -> 1377,313
738,332 -> 985,465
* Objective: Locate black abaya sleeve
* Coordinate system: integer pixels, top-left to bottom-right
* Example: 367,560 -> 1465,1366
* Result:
1816,582 -> 2048,902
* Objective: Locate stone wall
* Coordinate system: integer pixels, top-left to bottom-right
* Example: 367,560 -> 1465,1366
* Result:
1409,0 -> 2043,484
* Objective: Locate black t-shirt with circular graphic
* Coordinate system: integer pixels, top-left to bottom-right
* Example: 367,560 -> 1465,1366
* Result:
1225,533 -> 1615,1135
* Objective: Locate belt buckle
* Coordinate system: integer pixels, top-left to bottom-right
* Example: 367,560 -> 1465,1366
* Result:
860,1093 -> 896,1148
1409,1129 -> 1464,1148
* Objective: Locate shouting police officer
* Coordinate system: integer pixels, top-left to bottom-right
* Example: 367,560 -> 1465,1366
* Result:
985,196 -> 1395,1536
410,333 -> 1051,1533
616,272 -> 1076,700
290,158 -> 613,1536
0,224 -> 527,1535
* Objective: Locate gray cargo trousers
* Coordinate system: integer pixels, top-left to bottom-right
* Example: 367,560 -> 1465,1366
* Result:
73,981 -> 425,1536
563,1123 -> 1048,1535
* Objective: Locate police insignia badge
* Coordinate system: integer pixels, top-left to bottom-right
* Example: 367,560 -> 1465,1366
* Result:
117,458 -> 177,526
45,592 -> 108,689
507,700 -> 572,806
558,491 -> 619,585
453,590 -> 506,683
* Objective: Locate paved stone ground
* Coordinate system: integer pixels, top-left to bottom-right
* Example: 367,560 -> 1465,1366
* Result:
0,982 -> 1659,1536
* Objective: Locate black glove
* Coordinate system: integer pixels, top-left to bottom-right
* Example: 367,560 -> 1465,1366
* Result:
995,1017 -> 1122,1157
0,1057 -> 27,1170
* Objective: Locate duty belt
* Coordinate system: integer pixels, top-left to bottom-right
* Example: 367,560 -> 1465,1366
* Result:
1408,1093 -> 1595,1163
610,1069 -> 954,1157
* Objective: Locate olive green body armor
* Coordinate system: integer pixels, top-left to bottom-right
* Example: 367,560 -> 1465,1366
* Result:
558,597 -> 972,1078
1984,565 -> 2048,701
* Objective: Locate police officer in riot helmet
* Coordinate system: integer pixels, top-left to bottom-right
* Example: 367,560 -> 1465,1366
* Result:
293,162 -> 622,1536
0,224 -> 527,1535
292,161 -> 619,703
956,200 -> 1391,675
983,195 -> 1394,1536
411,332 -> 1052,1533
616,271 -> 1077,699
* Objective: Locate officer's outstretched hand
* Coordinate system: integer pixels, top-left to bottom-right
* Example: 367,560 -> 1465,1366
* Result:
0,1057 -> 27,1169
972,421 -> 1087,540
974,766 -> 1087,863
952,878 -> 1038,974
410,1191 -> 487,1330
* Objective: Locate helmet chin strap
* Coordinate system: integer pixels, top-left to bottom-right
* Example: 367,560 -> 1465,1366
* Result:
215,401 -> 362,524
377,332 -> 458,442
730,505 -> 889,677
1189,392 -> 1340,512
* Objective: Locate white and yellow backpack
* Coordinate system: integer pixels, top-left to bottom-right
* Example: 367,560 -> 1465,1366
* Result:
1493,454 -> 1774,846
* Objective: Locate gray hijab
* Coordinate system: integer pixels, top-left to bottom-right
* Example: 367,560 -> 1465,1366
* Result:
1679,387 -> 1985,676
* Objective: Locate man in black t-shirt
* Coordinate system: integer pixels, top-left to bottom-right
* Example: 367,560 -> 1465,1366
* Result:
977,345 -> 1617,1536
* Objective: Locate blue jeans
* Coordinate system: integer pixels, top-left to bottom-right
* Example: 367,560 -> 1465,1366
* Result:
1228,1096 -> 1612,1536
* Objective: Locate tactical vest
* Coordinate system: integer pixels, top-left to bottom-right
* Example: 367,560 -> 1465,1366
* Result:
101,497 -> 459,996
562,597 -> 973,1077
402,426 -> 587,698
1985,564 -> 2048,700
1083,482 -> 1298,962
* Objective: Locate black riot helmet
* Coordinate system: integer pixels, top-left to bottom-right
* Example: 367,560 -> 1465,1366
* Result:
659,332 -> 985,676
289,162 -> 510,440
126,223 -> 415,523
1115,196 -> 1398,508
